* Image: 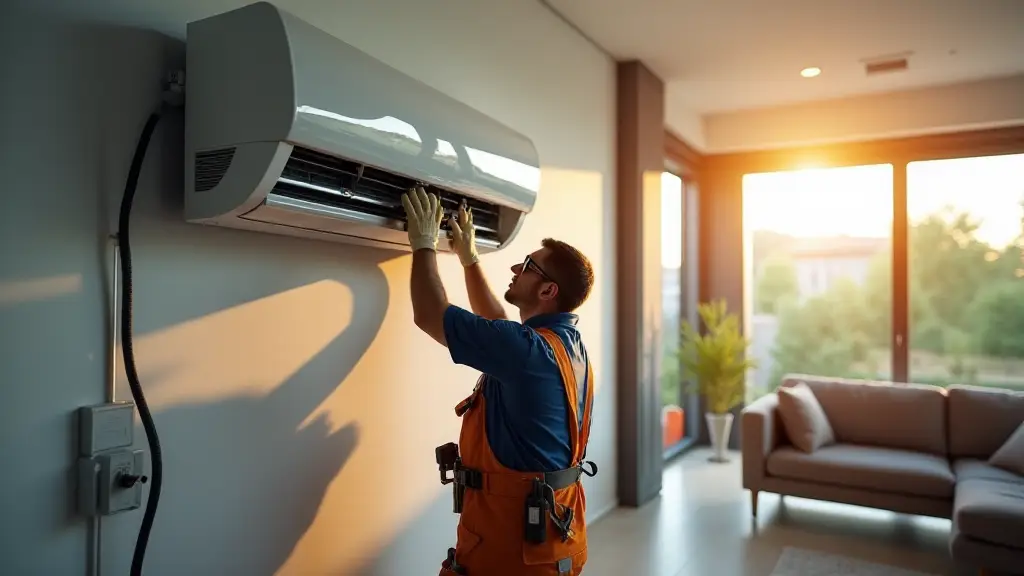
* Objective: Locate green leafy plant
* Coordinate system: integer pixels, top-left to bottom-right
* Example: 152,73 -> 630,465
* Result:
679,299 -> 758,414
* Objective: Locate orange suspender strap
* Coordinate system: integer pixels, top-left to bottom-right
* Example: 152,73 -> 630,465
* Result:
536,328 -> 593,466
454,395 -> 474,417
454,374 -> 485,417
578,361 -> 595,460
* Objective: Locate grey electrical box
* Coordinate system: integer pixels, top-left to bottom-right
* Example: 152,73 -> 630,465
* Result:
79,402 -> 135,456
78,449 -> 147,516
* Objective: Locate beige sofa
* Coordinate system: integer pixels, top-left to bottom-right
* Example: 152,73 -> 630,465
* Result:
741,375 -> 1024,575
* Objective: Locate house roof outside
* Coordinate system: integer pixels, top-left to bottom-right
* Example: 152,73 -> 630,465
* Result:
787,236 -> 890,260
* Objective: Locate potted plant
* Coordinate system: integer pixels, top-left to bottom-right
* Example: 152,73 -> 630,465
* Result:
678,299 -> 757,463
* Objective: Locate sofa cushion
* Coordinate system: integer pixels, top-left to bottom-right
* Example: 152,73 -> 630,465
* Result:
776,381 -> 835,453
950,523 -> 1024,575
781,375 -> 948,456
954,458 -> 1024,485
766,443 -> 955,498
948,384 -> 1024,459
990,421 -> 1024,477
954,478 -> 1024,549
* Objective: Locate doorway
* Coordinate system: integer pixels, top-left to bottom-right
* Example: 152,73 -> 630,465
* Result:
661,171 -> 701,458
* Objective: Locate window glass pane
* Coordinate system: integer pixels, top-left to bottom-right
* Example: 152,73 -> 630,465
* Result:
743,164 -> 894,399
907,153 -> 1024,390
660,172 -> 688,452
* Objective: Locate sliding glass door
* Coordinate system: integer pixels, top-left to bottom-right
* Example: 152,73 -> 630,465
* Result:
660,170 -> 700,456
905,153 -> 1024,390
741,164 -> 895,398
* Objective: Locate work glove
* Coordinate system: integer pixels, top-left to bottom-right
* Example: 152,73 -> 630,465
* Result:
401,186 -> 443,252
449,204 -> 479,267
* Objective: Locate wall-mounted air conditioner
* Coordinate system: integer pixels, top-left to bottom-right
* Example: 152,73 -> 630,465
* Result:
184,1 -> 540,253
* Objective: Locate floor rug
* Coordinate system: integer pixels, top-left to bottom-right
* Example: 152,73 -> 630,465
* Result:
770,547 -> 941,576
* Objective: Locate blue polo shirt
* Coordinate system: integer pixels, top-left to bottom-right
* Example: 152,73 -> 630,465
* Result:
442,304 -> 591,472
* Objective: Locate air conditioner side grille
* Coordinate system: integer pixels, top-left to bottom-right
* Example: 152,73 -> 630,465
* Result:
274,146 -> 502,241
194,147 -> 236,192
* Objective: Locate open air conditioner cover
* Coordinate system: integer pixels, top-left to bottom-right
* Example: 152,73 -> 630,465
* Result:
184,1 -> 540,253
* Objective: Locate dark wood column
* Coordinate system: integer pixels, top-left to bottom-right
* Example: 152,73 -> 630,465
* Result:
892,161 -> 909,383
616,60 -> 665,507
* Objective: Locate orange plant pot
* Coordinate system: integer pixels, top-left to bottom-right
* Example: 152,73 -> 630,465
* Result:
662,405 -> 685,449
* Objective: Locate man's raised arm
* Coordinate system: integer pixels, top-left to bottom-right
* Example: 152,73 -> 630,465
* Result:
450,205 -> 508,320
403,187 -> 450,346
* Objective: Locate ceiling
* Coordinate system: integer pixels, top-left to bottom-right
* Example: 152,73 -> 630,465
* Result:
545,0 -> 1024,114
15,0 -> 1024,150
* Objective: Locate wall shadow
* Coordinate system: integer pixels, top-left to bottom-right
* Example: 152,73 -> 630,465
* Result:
351,491 -> 458,576
123,326 -> 372,575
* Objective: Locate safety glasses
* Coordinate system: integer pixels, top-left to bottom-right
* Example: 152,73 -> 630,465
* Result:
522,255 -> 556,283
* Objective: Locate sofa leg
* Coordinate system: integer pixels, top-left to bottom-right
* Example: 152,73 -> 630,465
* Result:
751,490 -> 759,518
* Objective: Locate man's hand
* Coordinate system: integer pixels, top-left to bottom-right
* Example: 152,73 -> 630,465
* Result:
454,202 -> 505,320
401,186 -> 443,252
449,204 -> 479,267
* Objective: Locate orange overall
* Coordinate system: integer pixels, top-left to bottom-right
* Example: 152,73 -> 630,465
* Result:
439,328 -> 596,576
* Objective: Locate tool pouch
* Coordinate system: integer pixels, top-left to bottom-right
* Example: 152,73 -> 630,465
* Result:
436,443 -> 463,514
524,478 -> 549,544
436,442 -> 459,484
452,460 -> 482,514
453,468 -> 466,514
440,547 -> 468,575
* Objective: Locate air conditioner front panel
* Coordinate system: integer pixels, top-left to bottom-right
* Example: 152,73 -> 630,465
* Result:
276,6 -> 540,213
243,195 -> 413,249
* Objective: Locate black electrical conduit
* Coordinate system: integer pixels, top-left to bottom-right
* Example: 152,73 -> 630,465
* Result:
117,111 -> 163,576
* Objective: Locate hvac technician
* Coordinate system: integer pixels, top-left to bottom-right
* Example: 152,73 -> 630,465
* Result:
401,187 -> 598,576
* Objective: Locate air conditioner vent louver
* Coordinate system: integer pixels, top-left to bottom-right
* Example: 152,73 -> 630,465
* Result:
194,148 -> 236,192
274,146 -> 502,241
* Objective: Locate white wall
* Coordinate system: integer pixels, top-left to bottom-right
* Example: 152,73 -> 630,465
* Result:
0,2 -> 617,574
664,83 -> 707,151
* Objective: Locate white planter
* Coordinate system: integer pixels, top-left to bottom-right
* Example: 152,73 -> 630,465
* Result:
706,412 -> 734,463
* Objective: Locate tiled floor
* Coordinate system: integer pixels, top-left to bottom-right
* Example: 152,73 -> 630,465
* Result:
584,448 -> 973,576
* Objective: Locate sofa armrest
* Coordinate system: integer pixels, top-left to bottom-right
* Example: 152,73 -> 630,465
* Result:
742,393 -> 780,490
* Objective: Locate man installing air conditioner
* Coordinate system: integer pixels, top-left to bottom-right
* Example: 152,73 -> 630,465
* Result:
401,186 -> 598,576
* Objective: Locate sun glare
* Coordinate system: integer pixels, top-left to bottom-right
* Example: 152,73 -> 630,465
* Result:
744,164 -> 894,239
743,154 -> 1024,248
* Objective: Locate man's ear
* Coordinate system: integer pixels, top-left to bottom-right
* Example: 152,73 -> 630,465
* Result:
539,282 -> 559,302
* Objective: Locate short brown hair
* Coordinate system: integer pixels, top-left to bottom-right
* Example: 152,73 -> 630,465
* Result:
541,238 -> 595,313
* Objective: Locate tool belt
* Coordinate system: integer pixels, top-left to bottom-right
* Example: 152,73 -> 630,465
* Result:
435,442 -> 598,543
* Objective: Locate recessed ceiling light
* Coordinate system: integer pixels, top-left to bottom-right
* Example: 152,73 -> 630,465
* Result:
800,67 -> 821,78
